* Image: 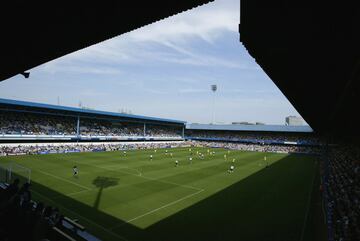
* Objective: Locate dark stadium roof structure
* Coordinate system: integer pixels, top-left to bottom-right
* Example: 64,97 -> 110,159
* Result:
240,1 -> 360,137
186,123 -> 313,133
0,1 -> 213,82
2,1 -> 359,137
0,98 -> 186,125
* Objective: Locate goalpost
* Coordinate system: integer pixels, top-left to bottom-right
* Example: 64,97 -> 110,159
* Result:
0,163 -> 31,184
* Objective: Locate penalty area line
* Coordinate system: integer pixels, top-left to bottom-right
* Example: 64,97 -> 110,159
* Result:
36,169 -> 91,191
65,189 -> 94,197
77,161 -> 202,192
110,188 -> 205,230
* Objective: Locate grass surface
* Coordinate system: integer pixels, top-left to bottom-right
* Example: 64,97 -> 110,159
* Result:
0,147 -> 322,241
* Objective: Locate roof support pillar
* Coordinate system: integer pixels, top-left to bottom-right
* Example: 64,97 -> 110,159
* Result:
76,116 -> 80,138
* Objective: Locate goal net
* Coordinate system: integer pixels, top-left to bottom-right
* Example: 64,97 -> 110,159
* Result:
0,163 -> 31,184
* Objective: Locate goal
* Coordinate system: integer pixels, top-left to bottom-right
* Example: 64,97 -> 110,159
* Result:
0,163 -> 31,184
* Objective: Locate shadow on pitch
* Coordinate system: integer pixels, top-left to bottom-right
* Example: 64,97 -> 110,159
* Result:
117,153 -> 324,241
92,176 -> 119,210
27,153 -> 324,241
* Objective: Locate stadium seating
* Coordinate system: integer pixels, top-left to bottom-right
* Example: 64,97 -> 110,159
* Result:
0,111 -> 76,135
191,141 -> 322,154
0,179 -> 106,241
186,129 -> 321,145
0,140 -> 322,157
0,181 -> 61,241
324,145 -> 360,241
0,111 -> 182,138
0,141 -> 184,156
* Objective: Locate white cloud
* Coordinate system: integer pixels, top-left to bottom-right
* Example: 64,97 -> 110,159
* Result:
222,89 -> 279,94
156,41 -> 249,68
178,88 -> 209,93
35,0 -> 241,72
38,61 -> 122,75
125,0 -> 239,44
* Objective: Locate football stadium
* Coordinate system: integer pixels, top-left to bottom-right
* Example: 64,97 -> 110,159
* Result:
0,1 -> 359,241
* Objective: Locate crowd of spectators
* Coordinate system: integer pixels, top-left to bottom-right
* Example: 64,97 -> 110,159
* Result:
0,139 -> 323,157
0,111 -> 182,138
0,142 -> 187,156
79,119 -> 144,137
191,141 -> 322,154
0,111 -> 76,136
324,145 -> 360,241
186,130 -> 321,145
0,179 -> 62,241
2,111 -> 327,142
146,124 -> 182,137
80,121 -> 183,138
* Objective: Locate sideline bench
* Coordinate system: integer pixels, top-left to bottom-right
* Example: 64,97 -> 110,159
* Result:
0,183 -> 9,190
63,216 -> 85,232
52,226 -> 77,241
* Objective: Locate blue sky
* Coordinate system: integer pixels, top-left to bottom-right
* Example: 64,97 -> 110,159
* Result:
0,0 -> 305,125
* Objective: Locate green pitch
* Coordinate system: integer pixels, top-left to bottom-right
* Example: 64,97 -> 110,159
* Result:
0,147 -> 323,241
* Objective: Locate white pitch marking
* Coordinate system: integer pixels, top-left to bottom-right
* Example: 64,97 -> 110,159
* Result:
118,166 -> 142,176
79,161 -> 202,191
64,177 -> 145,198
110,188 -> 205,230
36,169 -> 91,190
65,189 -> 93,197
300,162 -> 317,241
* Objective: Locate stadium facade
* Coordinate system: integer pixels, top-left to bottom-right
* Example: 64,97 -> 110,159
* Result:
0,98 -> 319,146
186,123 -> 317,146
0,98 -> 185,143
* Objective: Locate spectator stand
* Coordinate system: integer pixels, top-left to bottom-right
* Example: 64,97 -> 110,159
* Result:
0,179 -> 103,241
0,98 -> 186,143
